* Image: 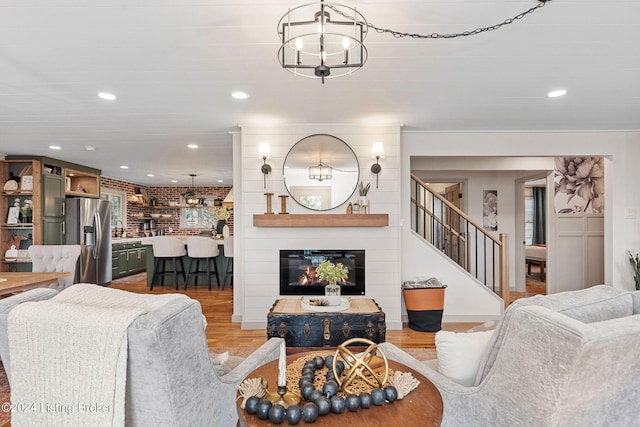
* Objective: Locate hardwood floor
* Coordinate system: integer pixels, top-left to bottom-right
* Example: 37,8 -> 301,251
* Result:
110,274 -> 477,349
111,267 -> 546,349
510,264 -> 547,304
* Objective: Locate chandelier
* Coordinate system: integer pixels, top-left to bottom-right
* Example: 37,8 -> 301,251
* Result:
278,0 -> 552,83
277,0 -> 368,84
309,161 -> 333,181
183,174 -> 203,206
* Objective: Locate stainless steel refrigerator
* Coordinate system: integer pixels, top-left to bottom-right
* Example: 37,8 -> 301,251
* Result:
65,197 -> 112,285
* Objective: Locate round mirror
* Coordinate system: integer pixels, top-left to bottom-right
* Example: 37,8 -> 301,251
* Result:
283,134 -> 360,211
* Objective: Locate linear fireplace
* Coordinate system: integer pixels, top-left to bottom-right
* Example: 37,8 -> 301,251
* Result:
280,250 -> 365,296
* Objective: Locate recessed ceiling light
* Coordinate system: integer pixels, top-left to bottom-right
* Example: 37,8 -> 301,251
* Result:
217,180 -> 223,183
232,91 -> 248,99
147,174 -> 155,177
548,89 -> 567,98
97,92 -> 117,101
49,145 -> 62,150
171,180 -> 178,183
120,165 -> 129,169
85,145 -> 96,151
187,144 -> 199,149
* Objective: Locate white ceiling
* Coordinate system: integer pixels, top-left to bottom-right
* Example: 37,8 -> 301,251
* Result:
1,0 -> 638,186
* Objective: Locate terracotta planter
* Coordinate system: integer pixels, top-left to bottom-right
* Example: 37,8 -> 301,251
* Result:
403,287 -> 446,332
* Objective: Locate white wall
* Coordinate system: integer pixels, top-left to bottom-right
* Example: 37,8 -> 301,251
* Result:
412,167 -> 553,287
233,130 -> 640,329
403,231 -> 504,322
402,131 -> 640,293
237,124 -> 402,329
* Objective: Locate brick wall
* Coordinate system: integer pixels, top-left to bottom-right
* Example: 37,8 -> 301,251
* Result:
101,177 -> 233,238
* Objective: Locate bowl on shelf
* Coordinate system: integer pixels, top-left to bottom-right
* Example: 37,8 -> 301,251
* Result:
161,214 -> 172,218
150,213 -> 162,219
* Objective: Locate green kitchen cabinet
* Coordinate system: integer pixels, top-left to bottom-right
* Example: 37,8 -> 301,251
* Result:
42,171 -> 65,217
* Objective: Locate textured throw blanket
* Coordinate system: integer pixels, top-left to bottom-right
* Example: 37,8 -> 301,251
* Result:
8,284 -> 187,426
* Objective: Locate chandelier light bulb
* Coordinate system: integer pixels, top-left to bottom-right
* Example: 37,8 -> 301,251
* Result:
295,38 -> 303,50
342,37 -> 350,50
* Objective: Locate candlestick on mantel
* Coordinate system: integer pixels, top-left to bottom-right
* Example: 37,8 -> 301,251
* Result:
279,195 -> 289,214
264,193 -> 274,215
277,341 -> 287,388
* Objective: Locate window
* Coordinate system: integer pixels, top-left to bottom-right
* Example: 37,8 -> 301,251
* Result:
101,189 -> 126,230
181,196 -> 216,229
524,187 -> 534,245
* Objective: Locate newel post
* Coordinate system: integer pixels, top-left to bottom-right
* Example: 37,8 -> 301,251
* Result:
499,233 -> 510,308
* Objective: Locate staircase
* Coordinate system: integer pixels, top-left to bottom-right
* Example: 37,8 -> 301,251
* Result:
410,174 -> 509,306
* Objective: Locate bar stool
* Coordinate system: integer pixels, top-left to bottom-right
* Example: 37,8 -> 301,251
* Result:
150,236 -> 186,290
185,236 -> 220,291
222,236 -> 233,290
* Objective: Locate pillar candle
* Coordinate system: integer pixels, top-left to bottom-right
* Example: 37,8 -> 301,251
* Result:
277,341 -> 287,387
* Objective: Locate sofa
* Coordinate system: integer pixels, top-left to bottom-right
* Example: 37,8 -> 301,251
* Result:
380,285 -> 640,427
0,287 -> 281,427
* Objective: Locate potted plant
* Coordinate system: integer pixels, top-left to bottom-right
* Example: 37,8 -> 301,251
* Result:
213,206 -> 231,235
316,260 -> 348,306
358,181 -> 371,214
627,250 -> 640,290
20,199 -> 33,224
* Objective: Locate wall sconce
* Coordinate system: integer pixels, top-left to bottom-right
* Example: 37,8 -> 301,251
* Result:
371,142 -> 384,188
258,142 -> 272,189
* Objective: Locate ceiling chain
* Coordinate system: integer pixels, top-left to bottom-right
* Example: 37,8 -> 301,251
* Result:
327,0 -> 551,40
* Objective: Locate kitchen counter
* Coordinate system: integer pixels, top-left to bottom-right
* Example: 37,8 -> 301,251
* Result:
112,235 -> 226,245
144,238 -> 230,289
112,237 -> 154,245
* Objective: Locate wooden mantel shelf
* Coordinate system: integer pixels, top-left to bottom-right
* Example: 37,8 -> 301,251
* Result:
253,214 -> 388,228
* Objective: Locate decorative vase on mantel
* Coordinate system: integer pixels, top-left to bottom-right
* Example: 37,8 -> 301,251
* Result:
325,282 -> 341,306
358,196 -> 369,214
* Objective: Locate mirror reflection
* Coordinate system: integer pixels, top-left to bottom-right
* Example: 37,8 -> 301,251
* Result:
283,134 -> 360,211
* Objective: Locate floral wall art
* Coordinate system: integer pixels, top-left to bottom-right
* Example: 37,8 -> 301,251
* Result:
554,157 -> 604,214
483,190 -> 498,231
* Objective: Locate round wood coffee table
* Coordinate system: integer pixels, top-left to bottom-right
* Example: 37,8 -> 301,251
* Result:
236,351 -> 443,427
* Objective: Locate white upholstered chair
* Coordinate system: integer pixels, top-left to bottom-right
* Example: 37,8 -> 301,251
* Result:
28,244 -> 81,290
185,236 -> 220,290
0,287 -> 282,427
150,236 -> 186,290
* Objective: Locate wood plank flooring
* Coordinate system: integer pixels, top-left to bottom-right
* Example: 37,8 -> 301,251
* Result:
110,274 -> 476,349
111,268 -> 545,349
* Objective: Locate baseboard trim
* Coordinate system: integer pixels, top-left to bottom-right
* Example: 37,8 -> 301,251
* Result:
386,321 -> 402,331
232,314 -> 242,323
242,321 -> 267,330
442,314 -> 502,322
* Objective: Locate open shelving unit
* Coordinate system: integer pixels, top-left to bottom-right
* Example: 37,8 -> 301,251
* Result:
0,160 -> 42,271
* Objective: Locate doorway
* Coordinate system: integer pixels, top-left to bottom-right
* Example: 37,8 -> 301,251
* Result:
515,173 -> 550,296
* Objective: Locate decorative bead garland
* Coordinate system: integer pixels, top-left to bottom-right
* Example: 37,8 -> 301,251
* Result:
243,354 -> 399,425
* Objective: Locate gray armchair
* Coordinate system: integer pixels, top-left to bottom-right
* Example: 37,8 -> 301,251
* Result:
381,285 -> 640,427
0,288 -> 281,427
